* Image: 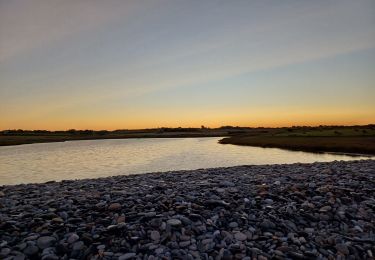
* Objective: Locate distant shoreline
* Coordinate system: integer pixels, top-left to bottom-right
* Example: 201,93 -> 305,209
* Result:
1,125 -> 375,156
0,132 -> 228,147
220,135 -> 375,155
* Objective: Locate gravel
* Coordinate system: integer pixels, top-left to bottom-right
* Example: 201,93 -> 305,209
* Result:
0,160 -> 374,259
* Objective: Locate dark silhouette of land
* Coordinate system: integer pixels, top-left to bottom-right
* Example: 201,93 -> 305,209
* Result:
0,127 -> 246,146
220,125 -> 375,155
1,125 -> 375,155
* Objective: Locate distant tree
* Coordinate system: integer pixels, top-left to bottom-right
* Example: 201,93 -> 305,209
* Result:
67,129 -> 76,134
97,130 -> 108,136
80,130 -> 94,135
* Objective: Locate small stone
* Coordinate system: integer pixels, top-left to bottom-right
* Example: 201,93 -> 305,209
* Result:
260,220 -> 276,230
264,198 -> 273,204
336,244 -> 349,255
228,222 -> 238,228
37,236 -> 56,249
14,254 -> 26,260
220,181 -> 235,187
117,215 -> 126,223
42,254 -> 59,260
24,245 -> 39,255
0,248 -> 11,257
319,206 -> 332,212
67,233 -> 79,244
150,231 -> 160,241
97,244 -> 105,250
179,241 -> 190,247
108,203 -> 122,211
72,241 -> 84,251
119,252 -> 136,260
234,232 -> 247,241
167,219 -> 181,226
51,217 -> 63,223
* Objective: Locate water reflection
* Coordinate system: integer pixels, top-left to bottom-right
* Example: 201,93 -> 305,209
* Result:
0,137 -> 373,185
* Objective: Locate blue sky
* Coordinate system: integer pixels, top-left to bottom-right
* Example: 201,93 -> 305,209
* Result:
1,0 -> 374,129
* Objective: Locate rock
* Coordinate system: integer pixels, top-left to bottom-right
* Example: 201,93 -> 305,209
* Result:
220,181 -> 235,187
37,236 -> 56,249
67,233 -> 79,243
260,220 -> 276,230
0,248 -> 11,257
179,241 -> 190,247
97,244 -> 105,250
319,206 -> 332,212
117,215 -> 126,223
72,241 -> 84,251
234,232 -> 247,241
264,198 -> 273,204
24,245 -> 39,255
51,217 -> 63,223
108,203 -> 122,211
119,252 -> 136,260
41,254 -> 59,260
167,219 -> 181,227
14,254 -> 26,260
150,230 -> 160,241
228,222 -> 238,228
336,243 -> 349,255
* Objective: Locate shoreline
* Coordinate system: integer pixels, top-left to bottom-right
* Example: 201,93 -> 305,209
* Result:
1,160 -> 374,259
219,136 -> 375,155
1,134 -> 374,159
0,133 -> 228,147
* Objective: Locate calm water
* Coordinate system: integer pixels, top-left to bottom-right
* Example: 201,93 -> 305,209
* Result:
0,137 -> 373,185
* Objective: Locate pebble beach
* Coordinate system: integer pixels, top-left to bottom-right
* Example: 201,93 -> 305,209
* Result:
0,160 -> 374,259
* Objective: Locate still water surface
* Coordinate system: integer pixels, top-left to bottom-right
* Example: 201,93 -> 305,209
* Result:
0,137 -> 373,185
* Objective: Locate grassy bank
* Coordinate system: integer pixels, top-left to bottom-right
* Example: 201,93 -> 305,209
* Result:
2,126 -> 375,156
0,132 -> 227,146
219,126 -> 375,155
0,128 -> 246,146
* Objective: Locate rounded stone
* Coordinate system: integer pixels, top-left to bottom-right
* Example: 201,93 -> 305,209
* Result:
319,206 -> 332,212
234,232 -> 247,241
37,236 -> 56,249
24,245 -> 39,255
335,244 -> 349,255
67,233 -> 79,244
167,219 -> 182,227
150,230 -> 160,241
108,203 -> 122,211
119,252 -> 136,260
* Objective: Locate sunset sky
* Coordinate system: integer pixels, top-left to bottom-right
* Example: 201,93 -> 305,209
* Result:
1,0 -> 374,130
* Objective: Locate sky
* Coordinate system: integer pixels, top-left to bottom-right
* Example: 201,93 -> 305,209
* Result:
0,0 -> 374,130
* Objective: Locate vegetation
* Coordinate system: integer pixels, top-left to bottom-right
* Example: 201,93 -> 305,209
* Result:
0,128 -> 233,146
1,125 -> 375,155
219,125 -> 375,155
